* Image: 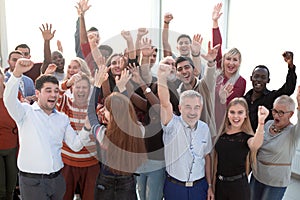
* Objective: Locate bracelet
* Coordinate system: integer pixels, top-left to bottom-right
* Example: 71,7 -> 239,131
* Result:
164,21 -> 170,24
192,51 -> 201,57
208,184 -> 212,187
84,126 -> 91,131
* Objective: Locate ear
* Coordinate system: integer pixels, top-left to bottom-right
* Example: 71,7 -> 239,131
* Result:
267,78 -> 270,83
250,76 -> 253,81
35,89 -> 40,98
178,105 -> 182,113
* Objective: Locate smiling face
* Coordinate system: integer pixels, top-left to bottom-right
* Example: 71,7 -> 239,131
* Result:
73,79 -> 90,106
251,67 -> 270,93
227,103 -> 247,131
176,60 -> 195,86
67,60 -> 81,79
179,96 -> 202,128
36,82 -> 59,115
176,37 -> 191,56
223,53 -> 241,78
51,51 -> 65,71
110,55 -> 123,76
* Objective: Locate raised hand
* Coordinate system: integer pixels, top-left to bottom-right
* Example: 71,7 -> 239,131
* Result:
157,57 -> 174,80
115,69 -> 132,93
164,12 -> 173,24
282,51 -> 294,67
94,65 -> 109,88
44,63 -> 57,75
140,37 -> 154,57
219,82 -> 234,104
13,58 -> 35,77
212,2 -> 223,21
137,28 -> 148,38
121,30 -> 133,41
39,23 -> 56,41
127,63 -> 143,84
57,40 -> 63,53
67,72 -> 82,87
201,41 -> 221,64
76,0 -> 91,16
258,105 -> 269,124
191,34 -> 203,56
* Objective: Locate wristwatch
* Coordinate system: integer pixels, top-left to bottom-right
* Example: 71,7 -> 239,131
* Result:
144,87 -> 152,94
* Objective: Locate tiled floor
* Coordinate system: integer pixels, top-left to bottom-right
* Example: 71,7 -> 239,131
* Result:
283,174 -> 300,200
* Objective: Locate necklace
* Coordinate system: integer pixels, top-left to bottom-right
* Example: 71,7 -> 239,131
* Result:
270,124 -> 283,133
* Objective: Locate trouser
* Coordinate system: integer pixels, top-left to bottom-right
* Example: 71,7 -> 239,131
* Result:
61,163 -> 100,200
94,173 -> 137,200
163,175 -> 208,200
0,148 -> 18,200
19,171 -> 66,200
250,175 -> 287,200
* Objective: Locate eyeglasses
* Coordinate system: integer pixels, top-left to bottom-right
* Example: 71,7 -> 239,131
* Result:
271,109 -> 292,117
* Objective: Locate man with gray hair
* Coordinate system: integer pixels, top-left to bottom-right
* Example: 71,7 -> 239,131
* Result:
157,57 -> 213,200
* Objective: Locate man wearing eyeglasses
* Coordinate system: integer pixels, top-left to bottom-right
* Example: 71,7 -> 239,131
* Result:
250,91 -> 300,200
244,51 -> 297,131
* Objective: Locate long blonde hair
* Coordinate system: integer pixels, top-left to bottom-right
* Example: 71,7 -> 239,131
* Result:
215,97 -> 257,174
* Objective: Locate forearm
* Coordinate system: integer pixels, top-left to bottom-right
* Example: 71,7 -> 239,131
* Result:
79,14 -> 88,46
203,64 -> 216,92
250,123 -> 265,151
162,23 -> 172,57
41,40 -> 52,74
205,154 -> 212,186
192,56 -> 201,77
87,87 -> 100,127
212,27 -> 222,69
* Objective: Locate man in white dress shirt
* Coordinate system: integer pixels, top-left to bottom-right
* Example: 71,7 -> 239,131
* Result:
3,58 -> 90,200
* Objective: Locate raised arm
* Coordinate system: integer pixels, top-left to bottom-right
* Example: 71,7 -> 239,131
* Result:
139,37 -> 155,84
162,13 -> 173,57
212,3 -> 223,69
157,57 -> 174,125
190,34 -> 203,77
121,30 -> 136,60
39,23 -> 56,74
248,106 -> 269,151
135,28 -> 148,60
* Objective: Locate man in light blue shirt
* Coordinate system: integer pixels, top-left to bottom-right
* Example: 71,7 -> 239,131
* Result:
3,58 -> 91,200
157,56 -> 214,200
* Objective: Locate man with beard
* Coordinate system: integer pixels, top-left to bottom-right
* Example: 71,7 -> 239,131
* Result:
244,51 -> 297,131
3,58 -> 91,200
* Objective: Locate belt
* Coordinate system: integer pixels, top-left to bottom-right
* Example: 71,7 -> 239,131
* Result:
259,160 -> 291,166
218,172 -> 246,181
19,170 -> 61,179
166,174 -> 204,187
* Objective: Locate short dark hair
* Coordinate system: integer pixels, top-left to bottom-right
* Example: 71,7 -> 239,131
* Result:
175,56 -> 195,69
253,65 -> 270,77
15,44 -> 31,53
8,50 -> 23,60
87,27 -> 98,32
35,75 -> 59,91
177,34 -> 192,43
99,45 -> 113,57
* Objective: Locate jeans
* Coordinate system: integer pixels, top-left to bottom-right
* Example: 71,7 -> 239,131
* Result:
136,160 -> 165,200
94,173 -> 137,200
250,175 -> 287,200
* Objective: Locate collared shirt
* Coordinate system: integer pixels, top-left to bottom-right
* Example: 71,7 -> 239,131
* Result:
162,115 -> 212,182
244,66 -> 297,131
3,75 -> 90,174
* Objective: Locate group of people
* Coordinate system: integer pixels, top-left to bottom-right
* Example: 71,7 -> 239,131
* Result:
0,1 -> 299,200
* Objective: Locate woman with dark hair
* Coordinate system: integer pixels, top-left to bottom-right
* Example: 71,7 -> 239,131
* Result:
87,65 -> 147,200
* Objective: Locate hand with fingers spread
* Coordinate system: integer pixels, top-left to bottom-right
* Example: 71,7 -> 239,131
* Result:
127,63 -> 143,85
39,23 -> 56,41
76,0 -> 91,16
94,65 -> 109,88
191,34 -> 203,57
219,82 -> 234,104
201,41 -> 221,67
57,40 -> 63,53
88,32 -> 100,50
115,69 -> 132,93
140,38 -> 154,58
212,3 -> 223,22
44,64 -> 58,75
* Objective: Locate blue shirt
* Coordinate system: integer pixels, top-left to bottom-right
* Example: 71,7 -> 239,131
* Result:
162,115 -> 212,182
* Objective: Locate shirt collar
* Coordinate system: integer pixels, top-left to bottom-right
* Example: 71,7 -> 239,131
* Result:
32,102 -> 57,114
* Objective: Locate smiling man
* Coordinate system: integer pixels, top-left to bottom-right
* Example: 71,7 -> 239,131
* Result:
3,58 -> 91,200
244,51 -> 297,131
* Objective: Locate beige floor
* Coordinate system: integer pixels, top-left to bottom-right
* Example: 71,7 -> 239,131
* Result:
283,174 -> 300,200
